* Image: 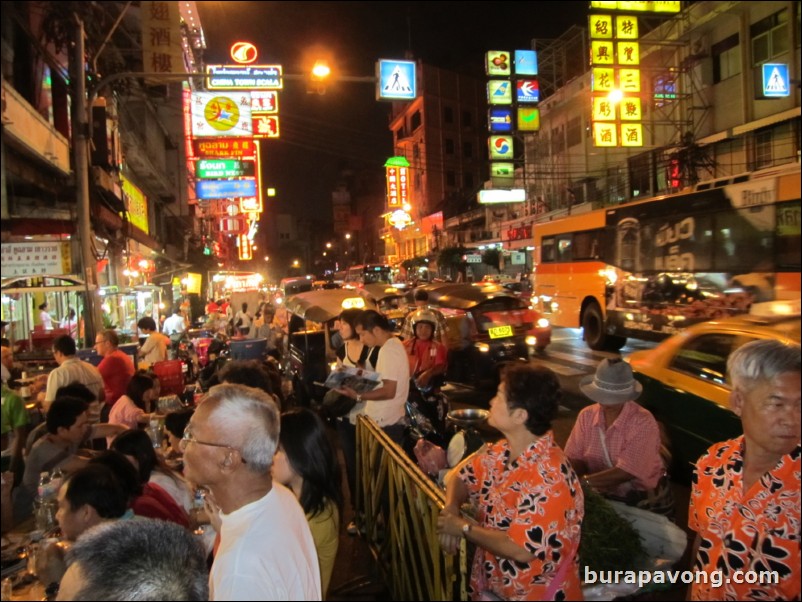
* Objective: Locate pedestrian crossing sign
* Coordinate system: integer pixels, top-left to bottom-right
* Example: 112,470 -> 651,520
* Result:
376,60 -> 417,101
762,63 -> 789,97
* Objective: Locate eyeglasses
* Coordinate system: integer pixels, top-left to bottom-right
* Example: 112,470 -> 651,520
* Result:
180,430 -> 246,463
94,339 -> 106,346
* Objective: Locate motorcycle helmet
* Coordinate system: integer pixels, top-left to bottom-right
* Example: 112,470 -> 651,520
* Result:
409,309 -> 438,336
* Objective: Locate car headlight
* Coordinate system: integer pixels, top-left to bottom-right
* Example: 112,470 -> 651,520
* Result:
476,343 -> 490,353
536,318 -> 550,329
525,335 -> 537,346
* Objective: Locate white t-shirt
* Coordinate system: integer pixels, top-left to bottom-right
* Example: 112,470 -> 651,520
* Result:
162,313 -> 186,336
363,336 -> 409,427
210,482 -> 321,601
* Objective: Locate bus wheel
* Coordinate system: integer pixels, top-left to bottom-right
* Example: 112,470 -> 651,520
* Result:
581,302 -> 606,350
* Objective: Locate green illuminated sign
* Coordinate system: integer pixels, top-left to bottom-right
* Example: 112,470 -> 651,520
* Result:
195,159 -> 255,179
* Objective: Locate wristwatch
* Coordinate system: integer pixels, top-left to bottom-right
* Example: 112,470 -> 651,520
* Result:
356,393 -> 362,403
461,522 -> 471,537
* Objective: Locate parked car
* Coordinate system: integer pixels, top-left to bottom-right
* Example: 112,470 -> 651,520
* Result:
628,311 -> 801,483
283,289 -> 378,407
418,282 -> 551,389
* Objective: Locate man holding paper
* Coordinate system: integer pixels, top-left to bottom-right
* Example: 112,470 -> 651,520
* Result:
336,310 -> 409,444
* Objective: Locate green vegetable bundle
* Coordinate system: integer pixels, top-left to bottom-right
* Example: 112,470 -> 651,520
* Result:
579,484 -> 645,572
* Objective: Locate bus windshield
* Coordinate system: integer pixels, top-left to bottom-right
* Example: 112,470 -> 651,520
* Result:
345,264 -> 393,286
531,165 -> 801,350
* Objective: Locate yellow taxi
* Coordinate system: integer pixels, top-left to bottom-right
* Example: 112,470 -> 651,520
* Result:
628,309 -> 800,483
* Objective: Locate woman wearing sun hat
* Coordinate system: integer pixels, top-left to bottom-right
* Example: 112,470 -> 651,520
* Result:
564,357 -> 667,508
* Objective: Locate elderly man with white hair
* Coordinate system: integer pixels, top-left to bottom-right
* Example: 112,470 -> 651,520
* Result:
182,383 -> 321,601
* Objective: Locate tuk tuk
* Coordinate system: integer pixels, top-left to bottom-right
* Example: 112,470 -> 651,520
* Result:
283,289 -> 378,407
357,284 -> 410,333
417,282 -> 551,388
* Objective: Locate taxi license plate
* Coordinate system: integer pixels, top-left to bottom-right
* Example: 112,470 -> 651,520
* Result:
488,325 -> 513,339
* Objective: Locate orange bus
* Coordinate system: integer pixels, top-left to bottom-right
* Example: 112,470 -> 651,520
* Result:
531,164 -> 801,350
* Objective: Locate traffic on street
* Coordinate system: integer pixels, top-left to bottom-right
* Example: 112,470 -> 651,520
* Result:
1,1 -> 800,601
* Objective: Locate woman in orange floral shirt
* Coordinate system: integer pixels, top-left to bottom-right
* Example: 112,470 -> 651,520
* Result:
437,364 -> 584,601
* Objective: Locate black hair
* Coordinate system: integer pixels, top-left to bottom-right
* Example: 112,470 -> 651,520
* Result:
356,309 -> 391,333
53,334 -> 77,356
137,316 -> 157,331
338,309 -> 364,340
56,382 -> 96,404
39,302 -> 48,310
64,464 -> 128,519
219,359 -> 274,395
164,408 -> 194,439
46,397 -> 89,434
414,289 -> 430,302
279,408 -> 342,518
110,429 -> 159,483
89,450 -> 143,498
502,364 -> 562,436
125,372 -> 156,411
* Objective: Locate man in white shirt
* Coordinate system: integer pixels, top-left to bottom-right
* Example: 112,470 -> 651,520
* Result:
182,383 -> 321,601
41,335 -> 105,412
338,310 -> 409,443
162,308 -> 187,338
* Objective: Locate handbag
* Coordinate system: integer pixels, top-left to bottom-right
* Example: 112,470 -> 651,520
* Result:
319,388 -> 357,419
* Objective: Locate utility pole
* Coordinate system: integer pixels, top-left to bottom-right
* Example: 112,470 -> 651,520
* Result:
72,15 -> 102,346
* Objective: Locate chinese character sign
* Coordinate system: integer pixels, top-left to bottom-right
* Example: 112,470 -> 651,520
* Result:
1,242 -> 72,276
386,165 -> 409,208
141,1 -> 184,80
589,11 -> 643,147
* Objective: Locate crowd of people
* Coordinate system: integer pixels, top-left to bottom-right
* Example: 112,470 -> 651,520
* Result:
0,289 -> 799,601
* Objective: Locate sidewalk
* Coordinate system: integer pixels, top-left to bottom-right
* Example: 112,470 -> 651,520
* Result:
325,423 -> 391,602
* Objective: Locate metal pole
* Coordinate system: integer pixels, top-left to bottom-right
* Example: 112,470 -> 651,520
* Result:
72,15 -> 101,347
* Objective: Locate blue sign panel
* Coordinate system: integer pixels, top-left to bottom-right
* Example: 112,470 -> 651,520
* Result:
514,50 -> 538,76
762,63 -> 790,97
196,179 -> 257,200
488,108 -> 513,133
376,60 -> 416,101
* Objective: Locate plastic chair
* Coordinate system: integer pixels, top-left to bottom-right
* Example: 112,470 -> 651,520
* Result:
151,360 -> 184,396
229,338 -> 267,361
76,348 -> 103,367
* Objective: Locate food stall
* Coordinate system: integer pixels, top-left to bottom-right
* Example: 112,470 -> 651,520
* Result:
1,274 -> 95,366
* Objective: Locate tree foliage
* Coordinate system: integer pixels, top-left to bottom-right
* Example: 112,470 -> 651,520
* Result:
437,246 -> 468,268
482,248 -> 501,272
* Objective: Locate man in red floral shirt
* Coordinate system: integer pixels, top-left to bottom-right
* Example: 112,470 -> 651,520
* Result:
689,339 -> 800,601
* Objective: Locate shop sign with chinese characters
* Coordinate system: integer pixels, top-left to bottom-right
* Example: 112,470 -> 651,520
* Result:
589,11 -> 643,147
385,157 -> 410,208
193,138 -> 257,159
1,242 -> 72,276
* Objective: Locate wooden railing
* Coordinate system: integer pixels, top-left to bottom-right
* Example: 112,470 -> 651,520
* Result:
355,416 -> 469,601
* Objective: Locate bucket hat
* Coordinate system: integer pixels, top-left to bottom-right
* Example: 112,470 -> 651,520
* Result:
579,358 -> 642,405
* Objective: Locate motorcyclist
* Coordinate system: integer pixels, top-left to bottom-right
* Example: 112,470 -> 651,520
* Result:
402,309 -> 448,392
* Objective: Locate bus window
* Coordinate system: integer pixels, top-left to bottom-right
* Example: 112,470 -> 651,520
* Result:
776,201 -> 801,270
556,235 -> 572,262
541,238 -> 557,263
573,230 -> 603,260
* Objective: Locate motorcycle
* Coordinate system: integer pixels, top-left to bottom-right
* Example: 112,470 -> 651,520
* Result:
402,378 -> 451,466
168,333 -> 199,384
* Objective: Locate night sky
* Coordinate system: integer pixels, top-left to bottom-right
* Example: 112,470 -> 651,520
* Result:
195,1 -> 589,223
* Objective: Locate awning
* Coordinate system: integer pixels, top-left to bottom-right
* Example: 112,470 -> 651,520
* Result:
732,107 -> 800,136
1,274 -> 97,294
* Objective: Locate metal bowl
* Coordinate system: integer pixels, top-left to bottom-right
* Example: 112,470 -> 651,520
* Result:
446,408 -> 490,429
